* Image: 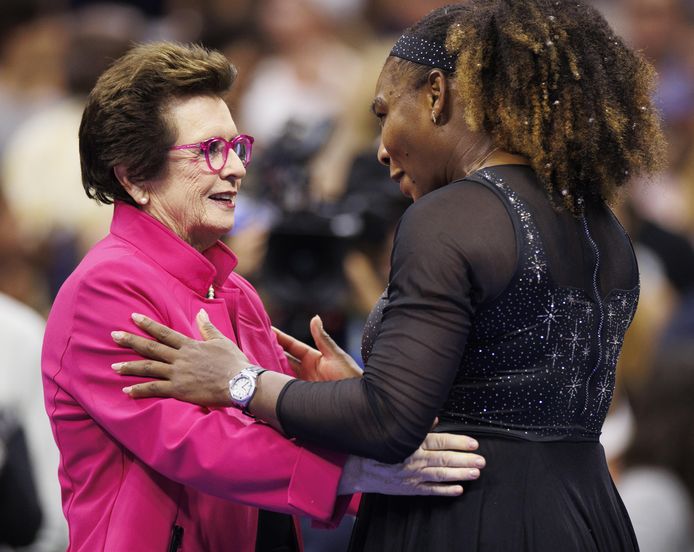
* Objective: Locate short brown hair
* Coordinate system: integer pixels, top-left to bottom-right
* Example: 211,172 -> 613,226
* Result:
79,42 -> 236,205
394,1 -> 667,214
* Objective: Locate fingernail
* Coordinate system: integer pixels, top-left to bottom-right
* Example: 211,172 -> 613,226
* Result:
469,439 -> 479,449
122,386 -> 132,394
470,469 -> 480,478
112,362 -> 124,371
131,313 -> 144,323
475,458 -> 486,468
198,308 -> 209,322
111,331 -> 124,341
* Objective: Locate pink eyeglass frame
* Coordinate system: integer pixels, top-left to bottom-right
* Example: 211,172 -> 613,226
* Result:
169,134 -> 255,173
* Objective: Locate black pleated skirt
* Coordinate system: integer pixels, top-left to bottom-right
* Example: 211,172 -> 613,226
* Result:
348,437 -> 639,551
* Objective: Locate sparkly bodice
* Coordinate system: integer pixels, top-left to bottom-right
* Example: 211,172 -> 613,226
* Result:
278,165 -> 639,462
361,170 -> 639,441
361,289 -> 388,365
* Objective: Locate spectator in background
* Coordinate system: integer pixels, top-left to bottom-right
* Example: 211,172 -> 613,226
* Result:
0,184 -> 64,552
1,4 -> 146,279
0,290 -> 66,552
0,186 -> 49,313
0,11 -> 67,154
621,0 -> 694,234
0,408 -> 43,549
238,0 -> 363,143
624,0 -> 694,161
617,345 -> 694,552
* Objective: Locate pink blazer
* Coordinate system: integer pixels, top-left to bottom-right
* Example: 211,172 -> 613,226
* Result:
42,203 -> 349,551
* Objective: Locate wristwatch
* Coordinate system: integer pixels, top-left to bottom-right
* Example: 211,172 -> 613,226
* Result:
228,365 -> 267,413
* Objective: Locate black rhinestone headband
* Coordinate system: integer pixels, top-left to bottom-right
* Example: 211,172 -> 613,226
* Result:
389,34 -> 457,73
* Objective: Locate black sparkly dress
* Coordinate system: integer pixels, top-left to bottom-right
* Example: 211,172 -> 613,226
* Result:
277,165 -> 640,551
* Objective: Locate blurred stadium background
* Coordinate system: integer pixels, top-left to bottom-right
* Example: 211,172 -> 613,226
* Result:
0,1 -> 693,550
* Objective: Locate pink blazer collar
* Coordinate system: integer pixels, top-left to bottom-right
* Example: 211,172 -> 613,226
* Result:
110,202 -> 238,297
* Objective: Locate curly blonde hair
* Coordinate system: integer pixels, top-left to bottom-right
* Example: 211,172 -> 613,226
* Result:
394,1 -> 667,213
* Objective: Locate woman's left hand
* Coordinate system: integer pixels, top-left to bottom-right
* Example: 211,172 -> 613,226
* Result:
273,316 -> 362,382
111,310 -> 242,407
338,432 -> 485,496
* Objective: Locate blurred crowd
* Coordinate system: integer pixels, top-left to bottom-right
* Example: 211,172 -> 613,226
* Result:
0,0 -> 693,550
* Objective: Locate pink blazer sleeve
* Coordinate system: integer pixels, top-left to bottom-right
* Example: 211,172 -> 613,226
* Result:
48,262 -> 347,523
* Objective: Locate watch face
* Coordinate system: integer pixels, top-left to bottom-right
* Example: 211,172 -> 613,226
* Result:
230,375 -> 253,401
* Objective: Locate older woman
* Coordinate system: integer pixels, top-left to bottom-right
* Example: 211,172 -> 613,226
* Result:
114,2 -> 666,550
41,42 -> 485,552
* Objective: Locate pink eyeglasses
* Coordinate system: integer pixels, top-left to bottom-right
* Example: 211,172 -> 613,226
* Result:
170,134 -> 255,173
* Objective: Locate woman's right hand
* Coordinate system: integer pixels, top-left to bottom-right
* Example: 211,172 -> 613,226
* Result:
273,315 -> 363,381
338,433 -> 485,497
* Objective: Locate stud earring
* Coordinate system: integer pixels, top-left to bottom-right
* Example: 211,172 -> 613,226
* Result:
139,196 -> 149,205
431,110 -> 439,125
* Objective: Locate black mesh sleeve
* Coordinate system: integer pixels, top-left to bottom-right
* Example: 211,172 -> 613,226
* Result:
277,179 -> 517,463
